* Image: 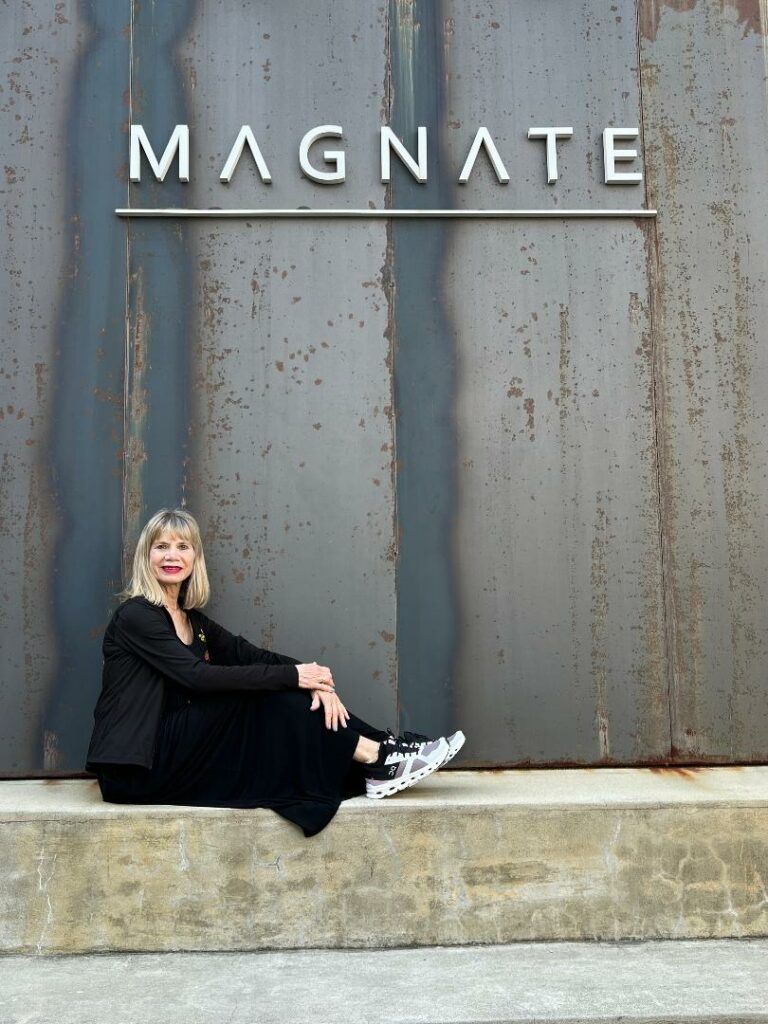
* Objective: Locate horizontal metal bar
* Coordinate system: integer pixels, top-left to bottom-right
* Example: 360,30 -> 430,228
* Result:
115,207 -> 657,219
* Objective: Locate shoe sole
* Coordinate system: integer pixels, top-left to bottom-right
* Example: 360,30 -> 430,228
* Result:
439,730 -> 466,768
365,743 -> 449,800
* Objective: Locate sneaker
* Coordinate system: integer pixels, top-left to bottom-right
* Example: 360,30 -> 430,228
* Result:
383,728 -> 429,752
442,730 -> 466,767
385,728 -> 466,768
365,736 -> 449,799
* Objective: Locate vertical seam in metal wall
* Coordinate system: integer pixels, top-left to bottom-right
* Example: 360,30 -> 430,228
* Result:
122,0 -> 134,577
635,0 -> 676,761
383,1 -> 400,729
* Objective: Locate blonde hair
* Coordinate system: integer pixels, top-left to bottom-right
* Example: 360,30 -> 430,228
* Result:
121,508 -> 210,609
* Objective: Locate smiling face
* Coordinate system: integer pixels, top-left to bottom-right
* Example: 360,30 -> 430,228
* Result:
149,529 -> 196,590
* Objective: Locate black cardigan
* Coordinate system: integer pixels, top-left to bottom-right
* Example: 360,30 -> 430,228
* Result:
85,596 -> 300,771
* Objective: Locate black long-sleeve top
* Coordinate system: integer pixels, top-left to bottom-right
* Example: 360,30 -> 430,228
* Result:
85,596 -> 299,771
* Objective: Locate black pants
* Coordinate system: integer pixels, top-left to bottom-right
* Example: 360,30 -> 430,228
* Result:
98,687 -> 386,837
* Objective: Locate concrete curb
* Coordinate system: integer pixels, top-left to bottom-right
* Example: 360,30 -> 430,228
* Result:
1,940 -> 767,1023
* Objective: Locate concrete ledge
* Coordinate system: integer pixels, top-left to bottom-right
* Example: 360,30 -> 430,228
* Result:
2,768 -> 768,953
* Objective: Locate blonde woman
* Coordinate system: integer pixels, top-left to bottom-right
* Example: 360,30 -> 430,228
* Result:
86,509 -> 464,836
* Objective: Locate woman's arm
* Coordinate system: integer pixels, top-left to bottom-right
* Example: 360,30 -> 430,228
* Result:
112,600 -> 299,693
196,610 -> 338,695
195,611 -> 299,667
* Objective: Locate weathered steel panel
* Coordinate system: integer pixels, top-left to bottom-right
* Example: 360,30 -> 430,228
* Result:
0,1 -> 129,773
443,1 -> 669,763
640,0 -> 768,759
44,2 -> 130,773
0,1 -> 79,772
388,0 -> 460,740
169,1 -> 398,727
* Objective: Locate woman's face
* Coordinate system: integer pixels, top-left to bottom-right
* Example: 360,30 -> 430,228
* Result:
149,529 -> 196,588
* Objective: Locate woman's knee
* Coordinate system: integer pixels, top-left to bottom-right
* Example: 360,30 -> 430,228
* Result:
257,688 -> 311,715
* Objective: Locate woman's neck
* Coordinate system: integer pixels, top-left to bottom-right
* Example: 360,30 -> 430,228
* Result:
161,583 -> 182,611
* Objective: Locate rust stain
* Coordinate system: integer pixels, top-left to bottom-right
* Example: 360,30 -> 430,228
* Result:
712,210 -> 760,748
639,0 -> 698,42
557,302 -> 584,702
558,306 -> 571,417
591,494 -> 611,761
626,244 -> 671,758
523,396 -> 535,439
465,757 -> 755,769
723,0 -> 765,36
22,456 -> 57,745
92,387 -> 121,406
628,291 -> 645,328
197,265 -> 237,463
392,0 -> 420,133
42,729 -> 61,772
0,453 -> 13,563
122,266 -> 150,571
640,0 -> 763,40
638,184 -> 683,759
686,555 -> 704,730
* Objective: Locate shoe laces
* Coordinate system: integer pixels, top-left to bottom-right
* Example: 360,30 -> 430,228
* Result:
402,729 -> 430,747
384,729 -> 431,754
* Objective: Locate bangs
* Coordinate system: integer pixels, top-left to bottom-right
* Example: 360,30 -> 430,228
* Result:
150,514 -> 196,547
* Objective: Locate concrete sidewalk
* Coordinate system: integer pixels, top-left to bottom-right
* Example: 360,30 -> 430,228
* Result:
1,940 -> 767,1024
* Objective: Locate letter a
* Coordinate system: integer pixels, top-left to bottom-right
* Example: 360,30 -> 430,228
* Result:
458,127 -> 509,184
220,126 -> 272,183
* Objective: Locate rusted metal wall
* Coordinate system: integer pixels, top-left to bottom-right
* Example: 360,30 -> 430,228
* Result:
176,1 -> 399,732
1,2 -> 128,773
1,0 -> 766,774
445,3 -> 670,765
639,0 -> 768,760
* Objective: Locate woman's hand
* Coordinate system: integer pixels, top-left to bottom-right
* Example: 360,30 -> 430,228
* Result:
296,662 -> 336,694
309,689 -> 350,731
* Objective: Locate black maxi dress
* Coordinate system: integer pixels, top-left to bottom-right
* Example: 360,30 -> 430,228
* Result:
97,632 -> 386,837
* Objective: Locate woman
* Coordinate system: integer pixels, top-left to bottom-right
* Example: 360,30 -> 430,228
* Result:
86,508 -> 464,836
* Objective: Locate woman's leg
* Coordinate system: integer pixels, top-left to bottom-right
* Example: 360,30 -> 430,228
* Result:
352,735 -> 380,764
345,711 -> 388,743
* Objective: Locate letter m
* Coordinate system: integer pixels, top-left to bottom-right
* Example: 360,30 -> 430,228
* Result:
130,125 -> 190,182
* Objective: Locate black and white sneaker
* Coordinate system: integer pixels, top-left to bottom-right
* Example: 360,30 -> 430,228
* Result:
383,729 -> 429,752
442,730 -> 466,766
385,728 -> 466,767
365,735 -> 449,799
